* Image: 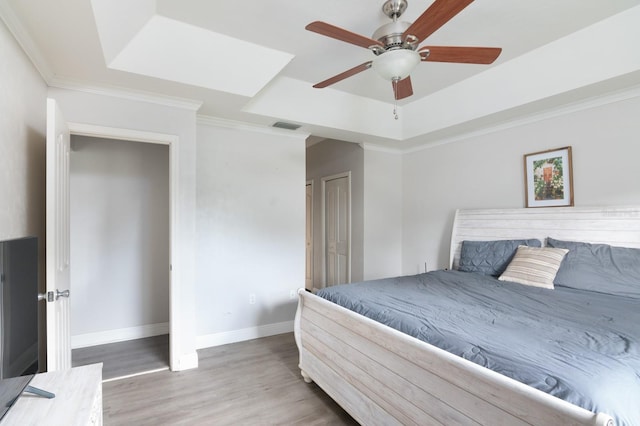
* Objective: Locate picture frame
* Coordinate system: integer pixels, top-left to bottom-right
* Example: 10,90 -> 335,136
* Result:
524,146 -> 573,208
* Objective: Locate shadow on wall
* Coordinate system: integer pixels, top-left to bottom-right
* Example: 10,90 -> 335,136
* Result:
258,298 -> 298,322
256,298 -> 298,334
25,125 -> 47,372
255,298 -> 301,376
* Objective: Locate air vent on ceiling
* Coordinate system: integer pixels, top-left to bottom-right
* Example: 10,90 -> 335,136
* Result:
272,121 -> 301,131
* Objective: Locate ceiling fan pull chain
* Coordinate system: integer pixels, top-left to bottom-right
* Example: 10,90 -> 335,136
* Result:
393,78 -> 399,120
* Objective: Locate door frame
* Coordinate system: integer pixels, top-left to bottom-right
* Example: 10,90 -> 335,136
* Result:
67,122 -> 178,371
320,171 -> 352,287
305,180 -> 314,291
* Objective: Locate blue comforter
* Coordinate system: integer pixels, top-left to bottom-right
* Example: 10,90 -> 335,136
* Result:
317,270 -> 640,425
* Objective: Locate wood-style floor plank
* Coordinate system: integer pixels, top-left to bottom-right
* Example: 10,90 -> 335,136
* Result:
102,333 -> 357,425
73,335 -> 169,380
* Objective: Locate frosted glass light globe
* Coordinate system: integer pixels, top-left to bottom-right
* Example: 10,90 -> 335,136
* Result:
372,49 -> 420,81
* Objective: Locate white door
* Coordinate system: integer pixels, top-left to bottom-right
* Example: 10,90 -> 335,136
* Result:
305,183 -> 313,290
45,98 -> 72,371
324,175 -> 350,286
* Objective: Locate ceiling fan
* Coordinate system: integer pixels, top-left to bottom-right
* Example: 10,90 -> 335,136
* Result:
306,0 -> 502,102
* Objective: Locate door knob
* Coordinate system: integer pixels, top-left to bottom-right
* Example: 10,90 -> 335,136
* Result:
38,290 -> 70,302
55,289 -> 70,300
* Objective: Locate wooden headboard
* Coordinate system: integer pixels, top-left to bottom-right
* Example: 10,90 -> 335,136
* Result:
450,206 -> 640,269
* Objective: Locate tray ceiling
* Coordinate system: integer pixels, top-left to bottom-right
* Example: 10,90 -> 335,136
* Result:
2,0 -> 639,150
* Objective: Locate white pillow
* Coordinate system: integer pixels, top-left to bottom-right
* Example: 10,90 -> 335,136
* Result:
498,245 -> 569,289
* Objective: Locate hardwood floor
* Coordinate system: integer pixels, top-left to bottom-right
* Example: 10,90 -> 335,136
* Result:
102,333 -> 357,425
73,334 -> 170,381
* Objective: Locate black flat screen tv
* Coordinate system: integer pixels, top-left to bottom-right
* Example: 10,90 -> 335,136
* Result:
0,237 -> 39,420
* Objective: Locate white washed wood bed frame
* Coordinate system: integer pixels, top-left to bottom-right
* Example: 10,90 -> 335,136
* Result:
295,206 -> 640,426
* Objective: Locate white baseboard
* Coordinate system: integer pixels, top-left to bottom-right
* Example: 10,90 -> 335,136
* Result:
195,321 -> 294,350
71,322 -> 169,349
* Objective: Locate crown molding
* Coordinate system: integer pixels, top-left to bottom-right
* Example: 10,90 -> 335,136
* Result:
359,142 -> 402,154
50,77 -> 203,111
197,115 -> 310,140
0,0 -> 203,112
0,0 -> 54,82
403,83 -> 640,154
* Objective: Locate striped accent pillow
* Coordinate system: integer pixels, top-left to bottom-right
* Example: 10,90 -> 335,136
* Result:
498,245 -> 569,289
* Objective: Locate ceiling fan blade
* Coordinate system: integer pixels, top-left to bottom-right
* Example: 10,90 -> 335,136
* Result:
420,46 -> 502,64
403,0 -> 474,44
393,77 -> 413,100
306,21 -> 383,49
313,61 -> 373,89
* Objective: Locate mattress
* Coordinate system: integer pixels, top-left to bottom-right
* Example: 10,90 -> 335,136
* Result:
317,270 -> 640,426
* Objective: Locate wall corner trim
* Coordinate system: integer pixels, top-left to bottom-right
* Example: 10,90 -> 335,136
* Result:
174,352 -> 199,371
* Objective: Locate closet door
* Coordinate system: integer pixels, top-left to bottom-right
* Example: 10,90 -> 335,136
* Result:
324,175 -> 350,286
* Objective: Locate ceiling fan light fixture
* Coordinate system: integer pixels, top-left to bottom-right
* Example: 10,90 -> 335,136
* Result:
371,49 -> 420,81
306,0 -> 502,100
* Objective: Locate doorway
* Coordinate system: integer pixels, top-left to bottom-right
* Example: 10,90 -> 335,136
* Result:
68,135 -> 170,379
322,173 -> 351,287
59,123 -> 179,377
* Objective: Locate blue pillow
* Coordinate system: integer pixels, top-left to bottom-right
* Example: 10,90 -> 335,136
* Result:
458,239 -> 542,277
546,237 -> 640,298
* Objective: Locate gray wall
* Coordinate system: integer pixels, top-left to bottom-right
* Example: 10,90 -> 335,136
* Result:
363,149 -> 402,280
0,17 -> 47,370
402,94 -> 640,273
306,139 -> 364,287
195,123 -> 305,346
69,136 -> 169,344
0,18 -> 46,254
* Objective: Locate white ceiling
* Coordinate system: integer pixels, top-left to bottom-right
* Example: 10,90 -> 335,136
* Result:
2,0 -> 640,150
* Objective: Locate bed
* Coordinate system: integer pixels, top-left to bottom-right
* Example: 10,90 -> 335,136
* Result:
294,206 -> 640,426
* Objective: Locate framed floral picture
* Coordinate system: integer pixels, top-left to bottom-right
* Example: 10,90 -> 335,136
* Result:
524,146 -> 574,208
